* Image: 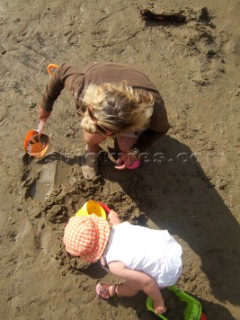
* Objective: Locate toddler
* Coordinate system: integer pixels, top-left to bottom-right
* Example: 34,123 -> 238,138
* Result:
63,208 -> 182,315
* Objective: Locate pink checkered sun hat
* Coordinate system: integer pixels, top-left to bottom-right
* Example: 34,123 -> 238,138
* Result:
63,214 -> 110,263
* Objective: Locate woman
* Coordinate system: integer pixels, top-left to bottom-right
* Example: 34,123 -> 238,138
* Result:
38,62 -> 170,180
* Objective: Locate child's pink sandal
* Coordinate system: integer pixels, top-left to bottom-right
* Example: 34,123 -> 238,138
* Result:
96,283 -> 116,299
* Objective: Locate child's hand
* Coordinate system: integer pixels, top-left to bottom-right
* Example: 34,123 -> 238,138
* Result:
108,210 -> 121,226
98,202 -> 111,214
98,203 -> 120,225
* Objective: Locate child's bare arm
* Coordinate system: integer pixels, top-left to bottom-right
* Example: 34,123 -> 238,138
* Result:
109,261 -> 166,314
108,210 -> 121,226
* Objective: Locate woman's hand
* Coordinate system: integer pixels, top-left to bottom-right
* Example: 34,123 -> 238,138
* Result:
38,106 -> 51,124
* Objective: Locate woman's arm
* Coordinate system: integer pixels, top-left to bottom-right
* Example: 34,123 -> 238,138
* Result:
39,63 -> 85,116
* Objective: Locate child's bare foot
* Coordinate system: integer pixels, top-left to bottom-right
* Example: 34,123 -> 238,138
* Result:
154,300 -> 166,315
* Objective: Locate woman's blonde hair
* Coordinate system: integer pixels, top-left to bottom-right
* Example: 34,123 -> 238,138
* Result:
81,82 -> 154,134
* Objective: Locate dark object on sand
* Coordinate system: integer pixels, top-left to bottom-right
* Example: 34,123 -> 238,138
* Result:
198,7 -> 211,24
140,9 -> 186,24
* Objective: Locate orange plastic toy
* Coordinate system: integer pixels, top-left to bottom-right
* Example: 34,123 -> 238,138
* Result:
24,129 -> 49,158
47,64 -> 59,76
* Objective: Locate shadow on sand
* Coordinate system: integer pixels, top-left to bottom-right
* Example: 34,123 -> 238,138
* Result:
25,136 -> 239,319
100,136 -> 240,319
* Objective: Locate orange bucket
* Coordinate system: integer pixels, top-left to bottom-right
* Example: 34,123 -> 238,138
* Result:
47,64 -> 59,76
24,129 -> 49,158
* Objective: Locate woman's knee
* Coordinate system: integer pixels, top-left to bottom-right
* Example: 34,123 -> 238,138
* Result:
117,136 -> 139,153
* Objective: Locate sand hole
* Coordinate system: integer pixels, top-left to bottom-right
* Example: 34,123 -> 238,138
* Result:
30,162 -> 57,200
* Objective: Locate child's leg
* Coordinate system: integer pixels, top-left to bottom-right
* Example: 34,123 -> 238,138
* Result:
96,280 -> 166,314
116,281 -> 166,315
96,281 -> 139,299
115,280 -> 140,297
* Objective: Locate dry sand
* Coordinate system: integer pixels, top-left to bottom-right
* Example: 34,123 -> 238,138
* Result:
0,0 -> 240,319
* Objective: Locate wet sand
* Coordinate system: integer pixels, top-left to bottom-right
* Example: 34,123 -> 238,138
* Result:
0,0 -> 240,319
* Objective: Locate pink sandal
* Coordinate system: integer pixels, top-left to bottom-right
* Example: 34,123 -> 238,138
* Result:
96,283 -> 116,299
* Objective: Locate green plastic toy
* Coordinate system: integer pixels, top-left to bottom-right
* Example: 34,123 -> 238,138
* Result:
146,285 -> 206,320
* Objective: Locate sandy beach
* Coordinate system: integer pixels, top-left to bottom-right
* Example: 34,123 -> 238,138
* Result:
0,0 -> 240,319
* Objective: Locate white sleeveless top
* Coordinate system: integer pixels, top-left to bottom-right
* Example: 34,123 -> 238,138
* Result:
105,222 -> 182,287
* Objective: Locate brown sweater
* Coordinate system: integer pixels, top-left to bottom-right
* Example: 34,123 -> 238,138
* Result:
41,62 -> 170,152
